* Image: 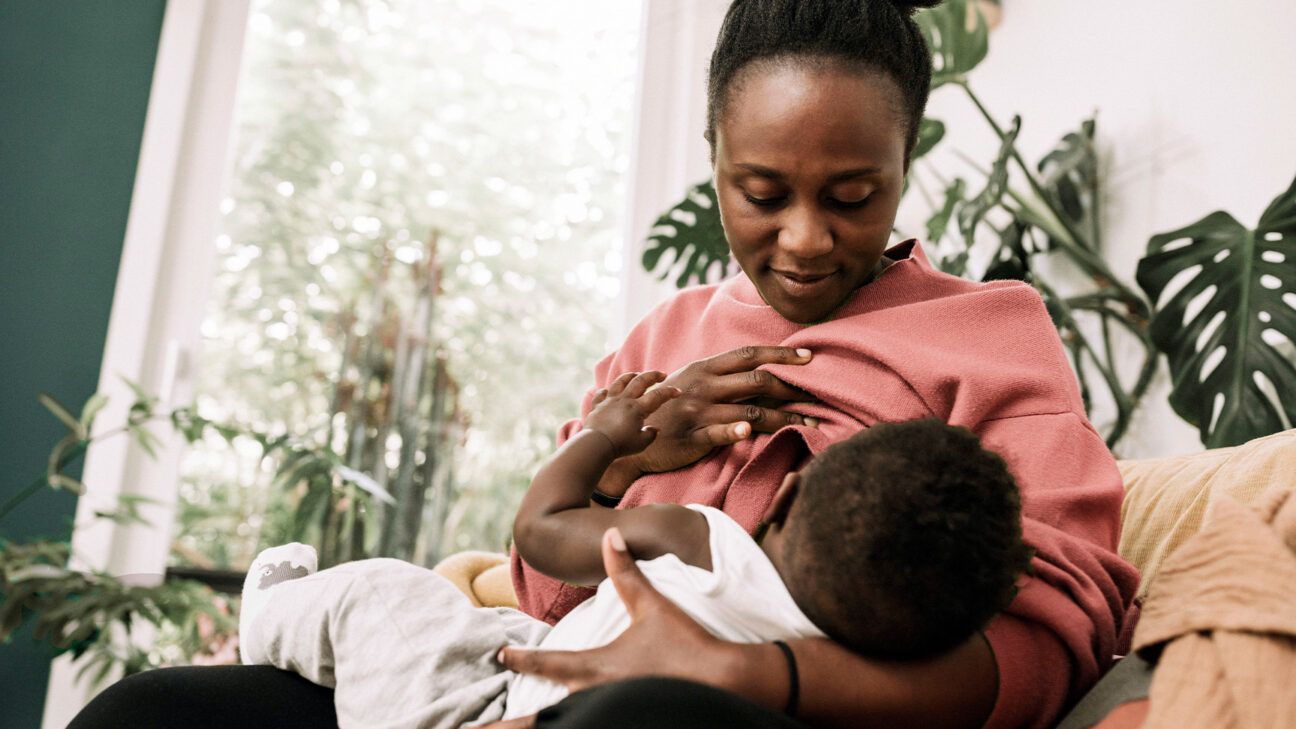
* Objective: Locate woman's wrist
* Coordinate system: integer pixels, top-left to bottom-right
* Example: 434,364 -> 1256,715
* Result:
706,641 -> 792,714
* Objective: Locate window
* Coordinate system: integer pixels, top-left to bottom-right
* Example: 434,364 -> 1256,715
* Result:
171,0 -> 643,572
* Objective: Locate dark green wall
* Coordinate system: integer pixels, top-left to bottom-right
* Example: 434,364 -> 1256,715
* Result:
0,2 -> 167,726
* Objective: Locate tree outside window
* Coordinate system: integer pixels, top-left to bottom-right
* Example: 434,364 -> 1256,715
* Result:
172,0 -> 642,573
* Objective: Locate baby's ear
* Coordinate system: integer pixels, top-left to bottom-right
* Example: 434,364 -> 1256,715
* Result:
763,472 -> 800,526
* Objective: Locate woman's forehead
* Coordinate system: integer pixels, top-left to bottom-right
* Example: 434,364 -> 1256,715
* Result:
716,65 -> 906,174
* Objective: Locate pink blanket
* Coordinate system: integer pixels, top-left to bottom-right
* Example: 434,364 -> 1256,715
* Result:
512,241 -> 1139,728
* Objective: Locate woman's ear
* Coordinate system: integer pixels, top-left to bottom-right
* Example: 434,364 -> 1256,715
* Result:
762,471 -> 800,527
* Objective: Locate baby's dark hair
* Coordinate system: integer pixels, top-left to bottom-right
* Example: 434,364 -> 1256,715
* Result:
780,419 -> 1033,660
705,0 -> 941,162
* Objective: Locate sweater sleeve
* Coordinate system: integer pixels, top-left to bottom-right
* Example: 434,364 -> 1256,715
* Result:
975,411 -> 1140,729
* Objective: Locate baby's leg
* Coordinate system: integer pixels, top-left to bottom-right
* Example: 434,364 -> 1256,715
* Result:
238,548 -> 550,729
239,543 -> 319,665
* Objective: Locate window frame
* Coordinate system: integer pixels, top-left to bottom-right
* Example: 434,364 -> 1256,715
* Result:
42,1 -> 252,724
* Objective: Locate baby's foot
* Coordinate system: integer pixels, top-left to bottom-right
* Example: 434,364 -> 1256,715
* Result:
239,542 -> 317,662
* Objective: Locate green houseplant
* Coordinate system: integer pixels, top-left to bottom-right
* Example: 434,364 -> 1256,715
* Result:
1136,177 -> 1296,448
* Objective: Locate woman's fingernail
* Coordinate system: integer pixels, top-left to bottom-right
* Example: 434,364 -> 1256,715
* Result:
496,648 -> 508,663
796,348 -> 812,359
608,527 -> 627,552
735,422 -> 751,437
804,417 -> 819,428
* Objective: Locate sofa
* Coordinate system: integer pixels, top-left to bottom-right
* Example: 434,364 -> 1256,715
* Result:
432,427 -> 1296,725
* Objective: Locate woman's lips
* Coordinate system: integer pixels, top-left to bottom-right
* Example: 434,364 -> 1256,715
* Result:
771,269 -> 837,298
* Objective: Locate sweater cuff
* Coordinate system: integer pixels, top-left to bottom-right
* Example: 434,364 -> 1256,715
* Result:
983,614 -> 1071,729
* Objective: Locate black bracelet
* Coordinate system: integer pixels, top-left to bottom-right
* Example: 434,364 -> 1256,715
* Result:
772,640 -> 799,717
590,489 -> 622,508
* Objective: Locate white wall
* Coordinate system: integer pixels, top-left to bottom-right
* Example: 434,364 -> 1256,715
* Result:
618,0 -> 730,343
627,0 -> 1296,459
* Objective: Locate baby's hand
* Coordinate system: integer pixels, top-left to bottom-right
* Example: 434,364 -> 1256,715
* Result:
583,371 -> 681,458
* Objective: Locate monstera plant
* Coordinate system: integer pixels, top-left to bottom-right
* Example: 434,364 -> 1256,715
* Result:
642,179 -> 732,288
641,0 -> 1158,449
1137,177 -> 1296,448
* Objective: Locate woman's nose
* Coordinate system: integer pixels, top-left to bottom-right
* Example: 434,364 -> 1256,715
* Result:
777,205 -> 833,259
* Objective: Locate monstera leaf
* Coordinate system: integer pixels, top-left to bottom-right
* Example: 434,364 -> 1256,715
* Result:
917,0 -> 989,90
913,117 -> 946,162
1136,176 -> 1296,447
958,115 -> 1020,243
1036,117 -> 1099,251
641,179 -> 731,288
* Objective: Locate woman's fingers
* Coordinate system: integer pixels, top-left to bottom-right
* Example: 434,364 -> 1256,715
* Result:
601,527 -> 657,620
590,388 -> 608,407
704,346 -> 812,375
689,421 -> 752,447
496,645 -> 597,689
706,369 -> 815,404
707,403 -> 816,433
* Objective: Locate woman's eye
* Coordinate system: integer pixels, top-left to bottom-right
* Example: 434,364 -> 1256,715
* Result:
830,196 -> 870,210
743,193 -> 785,208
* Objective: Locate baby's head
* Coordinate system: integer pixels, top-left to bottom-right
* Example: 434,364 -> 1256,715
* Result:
763,419 -> 1033,660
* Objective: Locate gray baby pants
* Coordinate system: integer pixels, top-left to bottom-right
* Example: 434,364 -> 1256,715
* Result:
240,557 -> 551,729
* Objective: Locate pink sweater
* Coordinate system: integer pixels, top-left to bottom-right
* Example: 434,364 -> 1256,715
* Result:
512,240 -> 1140,728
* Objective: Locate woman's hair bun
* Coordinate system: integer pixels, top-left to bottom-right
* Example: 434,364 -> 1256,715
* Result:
888,0 -> 942,16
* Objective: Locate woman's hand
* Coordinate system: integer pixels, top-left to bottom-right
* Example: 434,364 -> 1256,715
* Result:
478,528 -> 727,729
495,527 -> 740,694
621,346 -> 816,476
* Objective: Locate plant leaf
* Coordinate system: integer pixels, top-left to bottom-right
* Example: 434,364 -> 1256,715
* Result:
917,0 -> 990,90
335,464 -> 395,505
958,115 -> 1021,243
48,474 -> 86,495
128,424 -> 161,458
1136,175 -> 1296,447
641,179 -> 731,289
1037,116 -> 1099,250
913,117 -> 946,161
47,433 -> 86,492
78,393 -> 109,433
39,393 -> 86,439
119,376 -> 155,406
982,221 -> 1032,282
925,177 -> 966,244
6,564 -> 70,582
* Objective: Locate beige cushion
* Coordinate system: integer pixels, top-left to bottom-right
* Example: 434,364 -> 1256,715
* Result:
431,550 -> 517,609
1118,428 -> 1296,600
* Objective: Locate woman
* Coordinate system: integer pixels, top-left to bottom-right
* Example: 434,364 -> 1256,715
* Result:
502,0 -> 1137,727
68,1 -> 1136,727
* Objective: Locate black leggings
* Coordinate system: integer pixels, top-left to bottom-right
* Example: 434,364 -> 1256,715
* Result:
67,665 -> 809,729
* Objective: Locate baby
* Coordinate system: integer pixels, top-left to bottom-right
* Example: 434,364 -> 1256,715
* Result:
239,371 -> 1032,728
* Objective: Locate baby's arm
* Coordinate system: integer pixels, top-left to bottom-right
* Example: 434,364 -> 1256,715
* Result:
512,371 -> 711,586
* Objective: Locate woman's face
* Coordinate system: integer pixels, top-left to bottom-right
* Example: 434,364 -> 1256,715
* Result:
713,64 -> 907,324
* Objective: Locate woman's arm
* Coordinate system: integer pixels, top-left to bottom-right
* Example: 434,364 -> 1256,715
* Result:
721,635 -> 996,729
496,529 -> 997,729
